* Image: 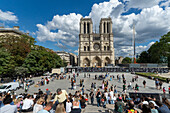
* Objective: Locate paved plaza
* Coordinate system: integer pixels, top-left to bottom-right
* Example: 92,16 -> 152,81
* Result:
15,72 -> 170,113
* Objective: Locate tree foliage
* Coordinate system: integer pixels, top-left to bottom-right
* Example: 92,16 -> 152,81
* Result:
0,34 -> 36,66
122,57 -> 132,64
23,46 -> 63,74
0,34 -> 64,77
14,66 -> 28,76
138,32 -> 170,66
0,48 -> 15,75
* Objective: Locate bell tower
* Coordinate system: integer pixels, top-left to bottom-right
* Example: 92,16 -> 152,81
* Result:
80,18 -> 93,34
100,17 -> 112,34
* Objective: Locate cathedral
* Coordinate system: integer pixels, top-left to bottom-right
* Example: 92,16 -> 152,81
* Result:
78,17 -> 115,67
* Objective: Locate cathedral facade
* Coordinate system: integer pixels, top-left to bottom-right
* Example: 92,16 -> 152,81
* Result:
79,18 -> 115,67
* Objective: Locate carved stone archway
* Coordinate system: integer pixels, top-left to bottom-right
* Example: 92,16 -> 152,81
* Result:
83,58 -> 90,67
104,57 -> 111,66
92,56 -> 102,67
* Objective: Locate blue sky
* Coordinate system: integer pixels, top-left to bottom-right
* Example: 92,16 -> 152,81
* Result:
0,0 -> 170,57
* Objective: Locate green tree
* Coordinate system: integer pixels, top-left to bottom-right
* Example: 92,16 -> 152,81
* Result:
122,57 -> 132,64
0,48 -> 15,76
0,34 -> 36,66
23,48 -> 63,74
138,32 -> 170,66
62,59 -> 68,67
14,66 -> 28,76
137,51 -> 149,63
23,50 -> 42,74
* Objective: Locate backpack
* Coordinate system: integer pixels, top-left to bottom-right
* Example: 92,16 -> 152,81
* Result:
127,109 -> 137,113
117,105 -> 123,113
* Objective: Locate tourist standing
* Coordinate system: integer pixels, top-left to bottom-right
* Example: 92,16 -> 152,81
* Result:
143,80 -> 146,88
82,79 -> 84,86
119,76 -> 121,82
109,89 -> 114,104
163,87 -> 166,95
117,74 -> 119,80
94,82 -> 96,91
122,74 -> 125,79
159,81 -> 163,90
91,82 -> 94,89
46,89 -> 50,96
123,84 -> 126,93
90,89 -> 94,105
110,76 -> 112,81
66,99 -> 72,113
155,79 -> 159,89
128,81 -> 132,90
80,79 -> 82,87
123,78 -> 126,84
106,80 -> 109,88
71,79 -> 74,90
96,89 -> 102,107
95,75 -> 97,80
81,85 -> 85,94
135,83 -> 139,91
104,90 -> 109,104
114,85 -> 117,94
102,80 -> 104,90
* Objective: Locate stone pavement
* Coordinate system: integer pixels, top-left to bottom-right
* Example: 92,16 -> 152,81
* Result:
14,72 -> 169,113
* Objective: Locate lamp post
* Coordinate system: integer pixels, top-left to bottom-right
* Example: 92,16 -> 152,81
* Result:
133,24 -> 136,63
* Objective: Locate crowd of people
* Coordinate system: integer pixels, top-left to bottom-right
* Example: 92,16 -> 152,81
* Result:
0,73 -> 170,113
72,67 -> 169,73
0,87 -> 89,113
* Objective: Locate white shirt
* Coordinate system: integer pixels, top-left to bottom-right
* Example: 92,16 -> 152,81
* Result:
113,96 -> 117,101
33,104 -> 43,113
129,82 -> 132,86
34,95 -> 37,99
0,104 -> 17,113
22,98 -> 34,110
109,91 -> 114,100
142,101 -> 149,105
104,92 -> 108,99
66,102 -> 72,113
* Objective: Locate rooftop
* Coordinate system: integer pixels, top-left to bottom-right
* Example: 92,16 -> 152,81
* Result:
0,26 -> 29,36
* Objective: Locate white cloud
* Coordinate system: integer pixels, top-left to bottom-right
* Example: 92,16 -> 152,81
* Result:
124,0 -> 162,9
160,0 -> 170,7
36,13 -> 82,47
36,0 -> 170,57
88,0 -> 122,30
0,9 -> 18,22
55,42 -> 68,49
74,50 -> 78,53
116,42 -> 155,57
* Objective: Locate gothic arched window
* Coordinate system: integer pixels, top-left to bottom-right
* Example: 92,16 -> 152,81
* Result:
104,46 -> 106,51
84,46 -> 86,51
